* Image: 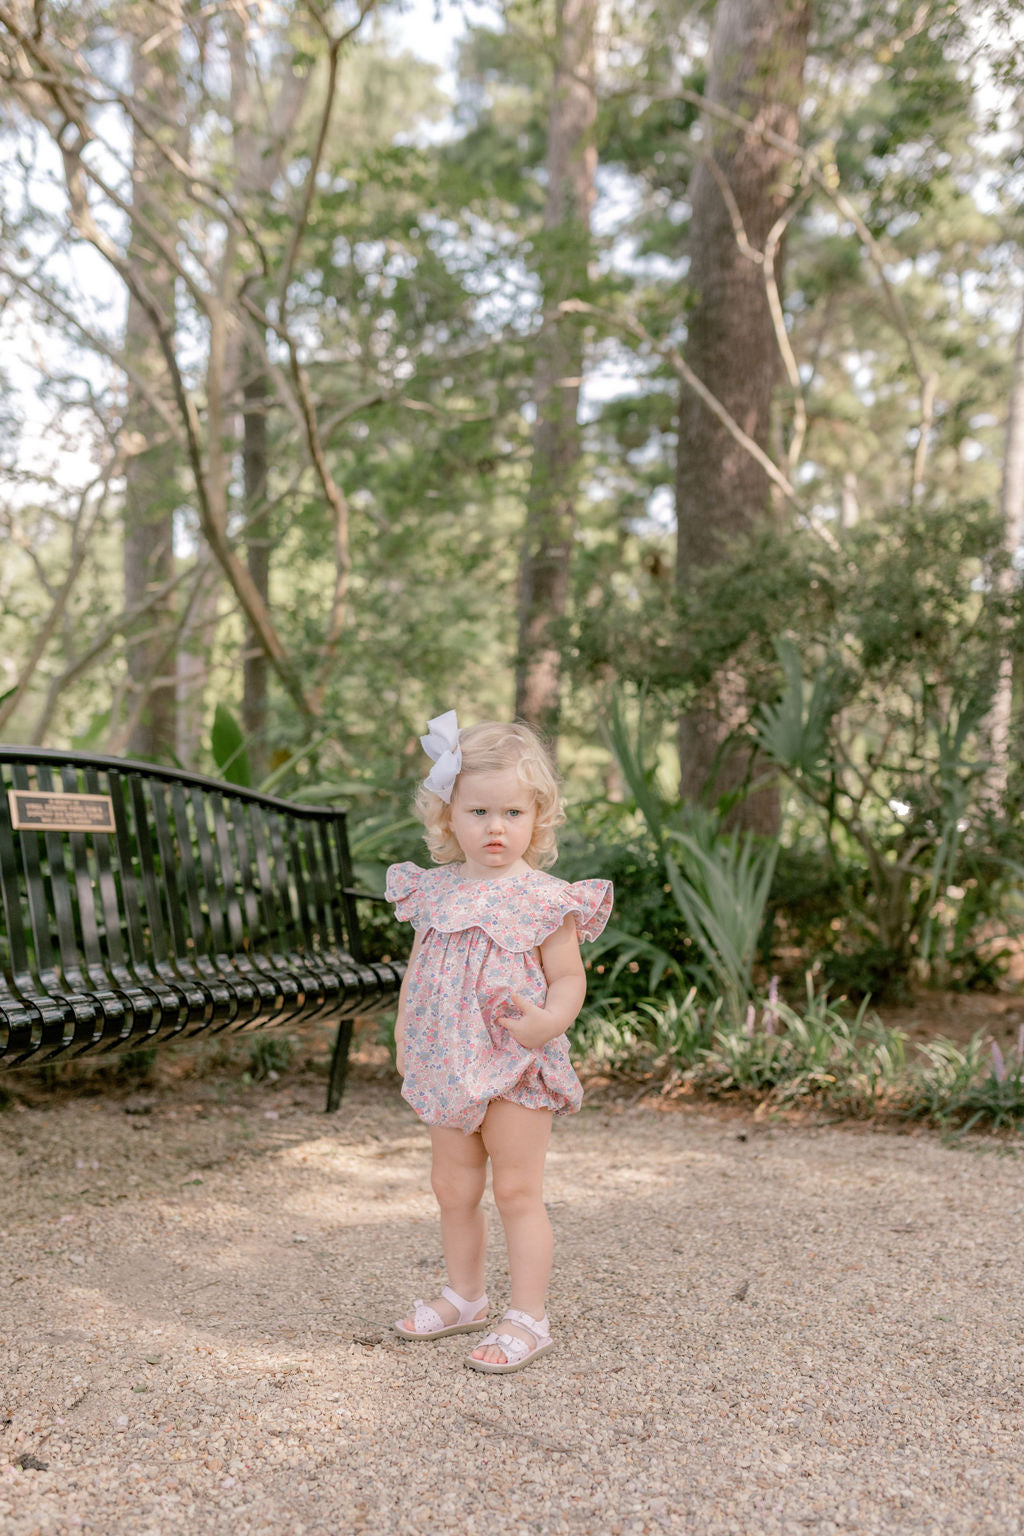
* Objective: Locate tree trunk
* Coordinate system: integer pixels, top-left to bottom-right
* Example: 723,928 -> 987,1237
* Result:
982,305 -> 1024,809
122,1 -> 183,761
241,346 -> 272,776
514,0 -> 597,746
227,11 -> 311,778
175,570 -> 221,769
675,0 -> 812,830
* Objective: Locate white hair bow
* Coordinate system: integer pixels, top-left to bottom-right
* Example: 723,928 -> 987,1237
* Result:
420,709 -> 463,803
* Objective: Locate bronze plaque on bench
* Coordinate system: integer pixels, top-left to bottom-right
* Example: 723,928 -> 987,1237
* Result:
8,789 -> 116,833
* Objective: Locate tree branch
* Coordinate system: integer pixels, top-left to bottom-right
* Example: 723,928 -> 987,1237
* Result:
0,466 -> 112,733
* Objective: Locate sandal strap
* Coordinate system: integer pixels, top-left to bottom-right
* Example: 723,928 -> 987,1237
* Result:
501,1308 -> 549,1341
478,1329 -> 533,1365
441,1285 -> 488,1320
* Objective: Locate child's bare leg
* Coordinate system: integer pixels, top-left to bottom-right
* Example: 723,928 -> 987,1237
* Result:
399,1124 -> 489,1330
471,1100 -> 552,1364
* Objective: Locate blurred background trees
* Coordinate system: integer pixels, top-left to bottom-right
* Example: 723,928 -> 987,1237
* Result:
1,0 -> 1022,1002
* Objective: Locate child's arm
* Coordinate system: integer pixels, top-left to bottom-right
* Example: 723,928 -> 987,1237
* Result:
394,931 -> 422,1076
499,916 -> 586,1051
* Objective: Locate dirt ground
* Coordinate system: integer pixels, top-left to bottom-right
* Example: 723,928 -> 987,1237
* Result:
873,988 -> 1024,1054
1,1021 -> 1023,1536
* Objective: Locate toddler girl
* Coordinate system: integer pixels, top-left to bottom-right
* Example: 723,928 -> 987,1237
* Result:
385,710 -> 612,1374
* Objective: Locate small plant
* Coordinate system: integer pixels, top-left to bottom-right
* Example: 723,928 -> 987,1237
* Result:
662,824 -> 778,1021
245,1033 -> 295,1081
600,689 -> 779,1021
907,1028 -> 1024,1133
108,1048 -> 159,1087
572,988 -> 717,1074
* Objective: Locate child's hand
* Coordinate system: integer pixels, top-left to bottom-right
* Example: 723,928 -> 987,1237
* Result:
496,992 -> 566,1051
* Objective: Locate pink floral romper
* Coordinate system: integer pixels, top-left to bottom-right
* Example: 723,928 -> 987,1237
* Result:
385,862 -> 613,1134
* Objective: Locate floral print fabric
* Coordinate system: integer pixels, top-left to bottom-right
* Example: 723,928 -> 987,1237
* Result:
385,862 -> 613,1134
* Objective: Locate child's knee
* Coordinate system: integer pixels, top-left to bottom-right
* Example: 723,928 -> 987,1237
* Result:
491,1171 -> 543,1218
431,1164 -> 485,1211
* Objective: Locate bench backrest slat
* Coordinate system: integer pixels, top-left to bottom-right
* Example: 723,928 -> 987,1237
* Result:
35,763 -> 85,986
158,784 -> 199,955
59,762 -> 105,977
133,776 -> 174,964
331,811 -> 366,965
84,767 -> 128,971
0,784 -> 33,988
188,784 -> 226,955
300,819 -> 329,946
229,804 -> 262,942
12,762 -> 62,983
247,805 -> 285,952
110,773 -> 149,966
285,816 -> 314,949
266,810 -> 300,950
211,793 -> 245,953
316,820 -> 346,952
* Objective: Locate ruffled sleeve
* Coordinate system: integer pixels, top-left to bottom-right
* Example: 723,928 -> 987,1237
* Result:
535,877 -> 614,946
385,861 -> 429,930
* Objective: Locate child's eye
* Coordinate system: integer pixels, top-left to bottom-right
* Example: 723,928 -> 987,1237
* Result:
471,809 -> 487,816
507,809 -> 521,818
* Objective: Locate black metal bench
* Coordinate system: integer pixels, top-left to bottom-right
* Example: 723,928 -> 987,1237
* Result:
0,747 -> 405,1111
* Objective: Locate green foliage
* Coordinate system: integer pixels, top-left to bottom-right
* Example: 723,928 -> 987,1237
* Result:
571,987 -> 717,1070
756,638 -> 836,782
573,978 -> 1024,1131
662,827 -> 779,1018
245,1033 -> 295,1081
905,1030 -> 1024,1134
557,801 -> 688,1005
589,689 -> 780,1017
584,490 -> 1023,996
211,704 -> 252,788
115,1048 -> 159,1086
574,976 -> 909,1117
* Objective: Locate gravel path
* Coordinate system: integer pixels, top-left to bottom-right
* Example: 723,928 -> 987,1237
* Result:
1,1070 -> 1022,1536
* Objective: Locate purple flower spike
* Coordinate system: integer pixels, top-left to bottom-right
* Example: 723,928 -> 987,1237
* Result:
764,975 -> 780,1034
991,1040 -> 1006,1084
745,1003 -> 756,1037
1017,1024 -> 1024,1065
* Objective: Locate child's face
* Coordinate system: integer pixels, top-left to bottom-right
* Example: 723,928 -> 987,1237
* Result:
449,767 -> 537,877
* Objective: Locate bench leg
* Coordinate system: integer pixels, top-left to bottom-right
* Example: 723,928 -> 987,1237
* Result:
326,1017 -> 354,1112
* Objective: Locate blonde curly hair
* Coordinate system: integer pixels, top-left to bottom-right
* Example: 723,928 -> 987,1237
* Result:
414,719 -> 564,868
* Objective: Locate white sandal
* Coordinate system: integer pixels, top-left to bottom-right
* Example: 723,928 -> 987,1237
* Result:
393,1284 -> 489,1339
465,1308 -> 553,1374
